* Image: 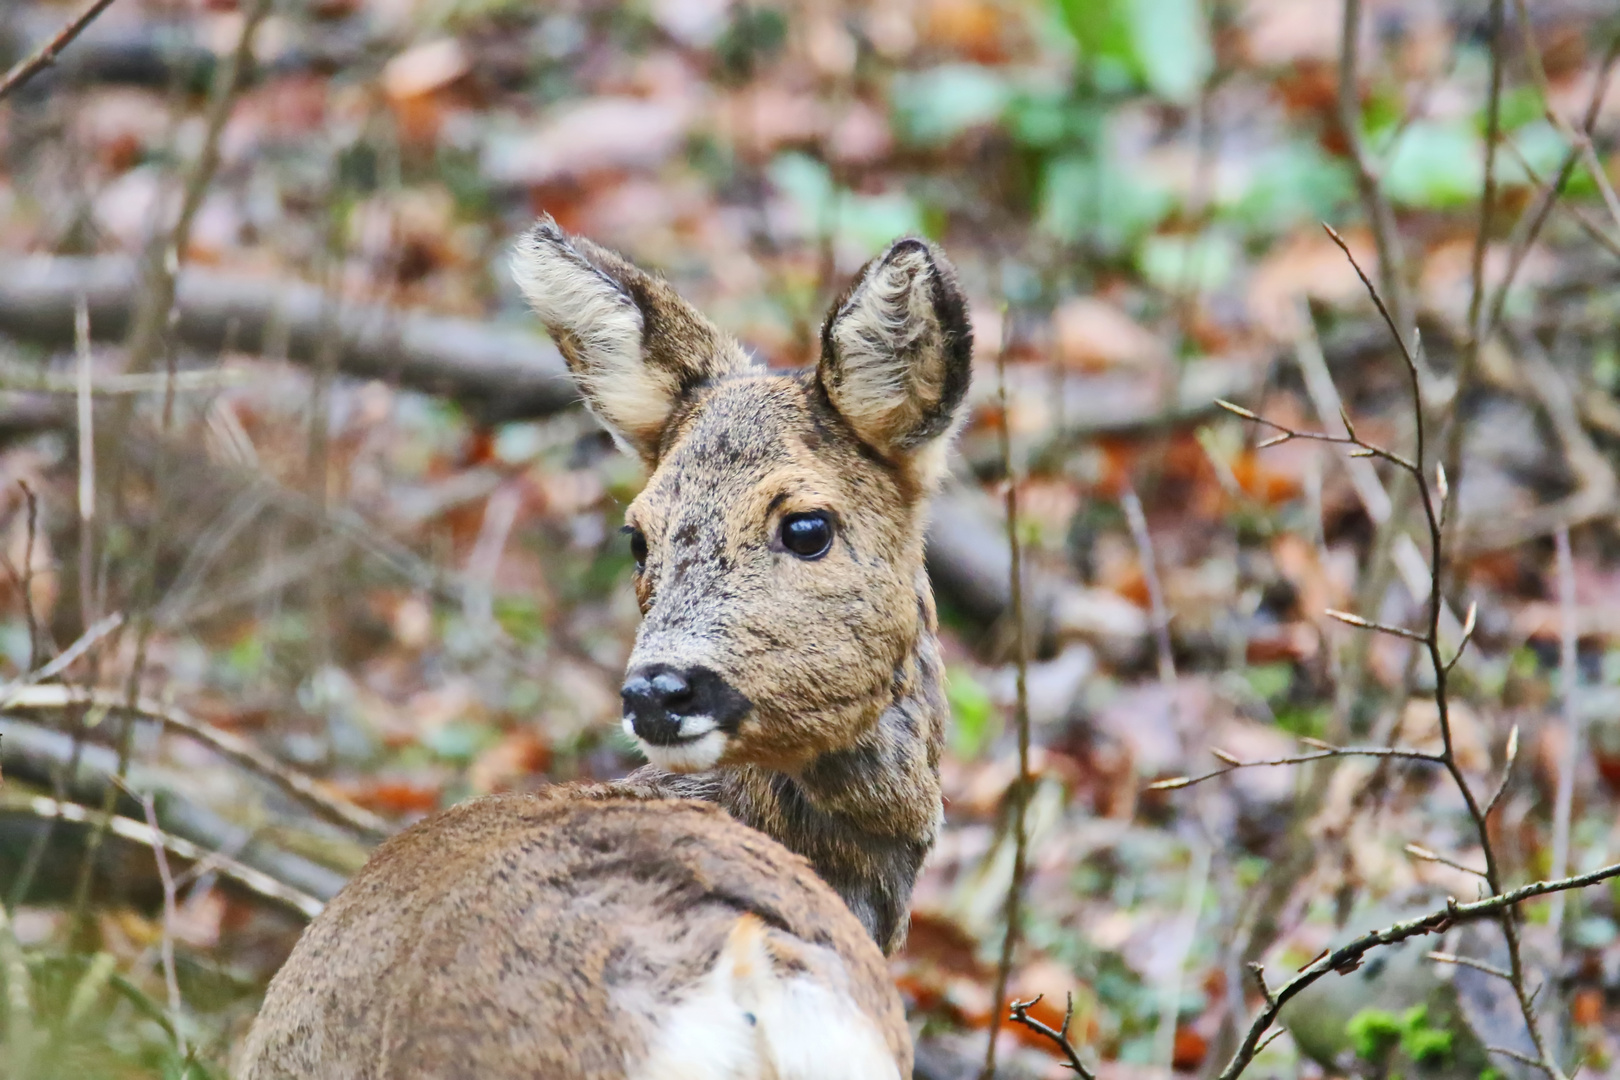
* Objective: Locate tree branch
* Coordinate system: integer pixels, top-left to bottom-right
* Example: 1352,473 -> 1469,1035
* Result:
0,0 -> 122,102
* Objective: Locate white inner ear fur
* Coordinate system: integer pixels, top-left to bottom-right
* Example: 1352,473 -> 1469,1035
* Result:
511,229 -> 677,450
827,246 -> 950,457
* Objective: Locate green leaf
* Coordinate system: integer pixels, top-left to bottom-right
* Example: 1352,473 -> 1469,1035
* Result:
1057,0 -> 1135,70
1137,231 -> 1239,294
891,64 -> 1013,145
1346,1007 -> 1403,1062
1056,0 -> 1209,102
767,153 -> 926,256
1039,152 -> 1174,253
1382,121 -> 1484,208
1224,141 -> 1356,233
1498,119 -> 1570,187
1127,0 -> 1212,104
1243,662 -> 1293,703
947,666 -> 997,758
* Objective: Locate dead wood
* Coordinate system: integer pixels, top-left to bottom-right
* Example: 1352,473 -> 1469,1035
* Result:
0,719 -> 353,908
0,256 -> 576,423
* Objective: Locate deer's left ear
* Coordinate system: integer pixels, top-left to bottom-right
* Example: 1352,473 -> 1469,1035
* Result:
817,238 -> 973,487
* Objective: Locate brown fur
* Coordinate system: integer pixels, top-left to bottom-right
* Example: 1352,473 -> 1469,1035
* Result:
240,224 -> 970,1077
516,222 -> 971,950
239,794 -> 909,1079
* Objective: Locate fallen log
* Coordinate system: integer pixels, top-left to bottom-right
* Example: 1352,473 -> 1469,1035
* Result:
0,255 -> 576,423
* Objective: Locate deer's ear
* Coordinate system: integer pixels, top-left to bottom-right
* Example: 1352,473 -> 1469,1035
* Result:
512,218 -> 751,465
817,238 -> 973,486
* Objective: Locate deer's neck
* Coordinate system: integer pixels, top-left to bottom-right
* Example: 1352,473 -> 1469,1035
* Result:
635,583 -> 947,953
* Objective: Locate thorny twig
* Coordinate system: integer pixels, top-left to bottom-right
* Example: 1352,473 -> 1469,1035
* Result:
982,310 -> 1032,1080
0,0 -> 123,102
1007,994 -> 1097,1080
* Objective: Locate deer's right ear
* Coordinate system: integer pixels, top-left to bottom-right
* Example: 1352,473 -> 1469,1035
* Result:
512,218 -> 751,465
817,238 -> 973,489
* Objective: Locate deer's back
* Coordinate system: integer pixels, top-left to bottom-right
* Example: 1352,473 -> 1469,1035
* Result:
238,792 -> 909,1080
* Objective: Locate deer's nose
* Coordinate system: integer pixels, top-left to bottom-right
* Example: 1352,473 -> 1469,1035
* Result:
621,664 -> 750,746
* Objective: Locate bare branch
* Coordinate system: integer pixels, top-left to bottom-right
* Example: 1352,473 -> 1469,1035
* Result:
1485,723 -> 1520,815
3,792 -> 324,920
981,308 -> 1033,1080
0,0 -> 123,102
1148,743 -> 1441,791
1404,843 -> 1488,880
1007,995 -> 1098,1080
1324,607 -> 1428,643
1427,951 -> 1514,982
1214,863 -> 1620,1078
1488,1045 -> 1556,1073
5,684 -> 392,840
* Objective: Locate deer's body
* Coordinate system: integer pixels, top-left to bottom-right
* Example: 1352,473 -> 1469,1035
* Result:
240,221 -> 971,1079
239,794 -> 909,1079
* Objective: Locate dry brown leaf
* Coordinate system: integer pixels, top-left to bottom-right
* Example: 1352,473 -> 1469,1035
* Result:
382,38 -> 471,101
1052,296 -> 1167,372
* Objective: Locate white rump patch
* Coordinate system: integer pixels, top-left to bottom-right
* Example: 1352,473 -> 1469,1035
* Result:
633,916 -> 901,1080
511,224 -> 676,448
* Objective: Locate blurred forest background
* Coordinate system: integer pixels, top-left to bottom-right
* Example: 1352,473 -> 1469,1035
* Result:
1,0 -> 1620,1076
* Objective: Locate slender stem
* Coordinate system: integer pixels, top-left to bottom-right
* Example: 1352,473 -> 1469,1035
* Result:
1337,0 -> 1412,341
1548,528 -> 1581,939
981,311 -> 1032,1080
0,0 -> 123,102
1214,861 -> 1620,1079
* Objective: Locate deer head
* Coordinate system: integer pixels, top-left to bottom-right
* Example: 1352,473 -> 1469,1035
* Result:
513,220 -> 971,776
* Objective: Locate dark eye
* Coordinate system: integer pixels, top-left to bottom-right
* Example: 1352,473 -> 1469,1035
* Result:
623,526 -> 648,569
780,511 -> 834,559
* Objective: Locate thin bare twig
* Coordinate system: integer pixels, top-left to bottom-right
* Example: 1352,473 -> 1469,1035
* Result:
4,792 -> 323,920
982,311 -> 1033,1080
1149,743 -> 1442,792
1336,0 -> 1415,353
1202,211 -> 1578,1077
6,683 -> 391,840
124,0 -> 273,374
1122,487 -> 1175,685
1486,724 -> 1521,816
1548,527 -> 1581,941
1404,843 -> 1488,880
1428,951 -> 1514,982
0,899 -> 36,1073
1007,995 -> 1097,1080
1482,27 -> 1620,341
0,0 -> 123,102
1489,1045 -> 1556,1073
135,790 -> 188,1061
1212,862 -> 1620,1079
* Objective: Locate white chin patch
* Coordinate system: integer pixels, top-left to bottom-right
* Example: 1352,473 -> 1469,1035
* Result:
641,730 -> 728,773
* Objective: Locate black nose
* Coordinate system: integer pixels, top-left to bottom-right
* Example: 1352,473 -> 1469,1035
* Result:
621,664 -> 751,746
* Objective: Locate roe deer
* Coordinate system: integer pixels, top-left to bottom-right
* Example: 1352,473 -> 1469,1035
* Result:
238,220 -> 970,1077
